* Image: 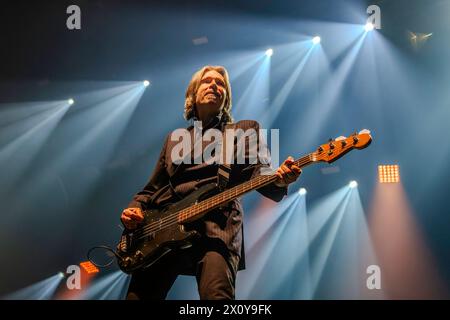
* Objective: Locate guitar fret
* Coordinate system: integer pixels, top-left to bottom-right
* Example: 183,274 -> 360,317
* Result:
172,154 -> 318,224
177,153 -> 316,224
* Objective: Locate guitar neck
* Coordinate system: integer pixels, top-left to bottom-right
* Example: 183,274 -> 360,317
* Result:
177,153 -> 316,223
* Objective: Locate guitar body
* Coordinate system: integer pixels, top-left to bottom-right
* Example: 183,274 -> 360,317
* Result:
116,182 -> 219,274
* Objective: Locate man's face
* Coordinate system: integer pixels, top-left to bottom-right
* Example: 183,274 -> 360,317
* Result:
195,69 -> 227,117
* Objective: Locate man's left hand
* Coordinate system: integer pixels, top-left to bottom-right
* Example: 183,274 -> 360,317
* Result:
274,156 -> 302,187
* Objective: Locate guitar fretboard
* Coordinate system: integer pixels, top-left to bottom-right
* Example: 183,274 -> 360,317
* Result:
177,153 -> 316,223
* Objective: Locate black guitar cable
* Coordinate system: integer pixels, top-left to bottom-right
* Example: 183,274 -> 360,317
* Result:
87,245 -> 122,268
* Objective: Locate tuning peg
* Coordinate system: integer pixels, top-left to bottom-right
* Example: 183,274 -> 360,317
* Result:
328,138 -> 334,142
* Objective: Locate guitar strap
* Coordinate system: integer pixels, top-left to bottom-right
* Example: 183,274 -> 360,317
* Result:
217,122 -> 233,191
217,163 -> 231,190
216,122 -> 246,270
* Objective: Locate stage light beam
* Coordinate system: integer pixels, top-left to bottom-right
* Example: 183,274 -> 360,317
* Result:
68,98 -> 75,105
265,48 -> 273,57
298,188 -> 307,196
312,36 -> 321,45
143,80 -> 150,87
4,273 -> 64,300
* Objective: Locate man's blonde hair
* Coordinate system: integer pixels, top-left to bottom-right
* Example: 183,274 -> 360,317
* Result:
184,65 -> 233,124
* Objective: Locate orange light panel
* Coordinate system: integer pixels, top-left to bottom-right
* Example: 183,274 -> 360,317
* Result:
80,261 -> 99,274
378,165 -> 400,183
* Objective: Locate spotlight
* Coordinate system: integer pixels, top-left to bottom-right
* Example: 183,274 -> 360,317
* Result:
58,272 -> 65,278
365,22 -> 374,32
349,180 -> 358,188
68,98 -> 74,105
265,48 -> 273,57
378,164 -> 400,183
409,32 -> 433,49
143,80 -> 150,87
312,36 -> 321,45
298,188 -> 307,196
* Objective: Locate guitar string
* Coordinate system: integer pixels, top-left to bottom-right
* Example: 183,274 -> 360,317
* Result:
133,155 -> 316,239
137,139 -> 360,237
134,155 -> 317,238
133,155 -> 314,237
133,148 -> 351,240
131,138 -> 361,237
133,174 -> 279,239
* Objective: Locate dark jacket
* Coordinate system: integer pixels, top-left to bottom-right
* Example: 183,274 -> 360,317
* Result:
127,117 -> 287,272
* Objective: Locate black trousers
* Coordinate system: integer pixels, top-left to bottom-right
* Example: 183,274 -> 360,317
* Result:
126,246 -> 239,300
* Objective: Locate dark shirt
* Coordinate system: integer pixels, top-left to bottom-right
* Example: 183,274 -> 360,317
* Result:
127,117 -> 287,272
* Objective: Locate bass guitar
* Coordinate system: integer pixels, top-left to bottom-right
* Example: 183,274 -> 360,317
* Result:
116,130 -> 372,273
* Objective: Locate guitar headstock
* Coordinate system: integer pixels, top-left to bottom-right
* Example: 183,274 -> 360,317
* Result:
313,129 -> 372,163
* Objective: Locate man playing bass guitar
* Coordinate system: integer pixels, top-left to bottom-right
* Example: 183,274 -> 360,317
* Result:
121,65 -> 301,300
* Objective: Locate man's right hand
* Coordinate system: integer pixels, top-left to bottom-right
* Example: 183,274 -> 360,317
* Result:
121,207 -> 144,230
